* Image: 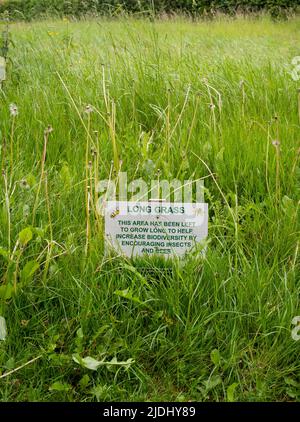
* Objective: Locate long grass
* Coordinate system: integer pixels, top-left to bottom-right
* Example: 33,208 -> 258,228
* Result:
0,16 -> 299,401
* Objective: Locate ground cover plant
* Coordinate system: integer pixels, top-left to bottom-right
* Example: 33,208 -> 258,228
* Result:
0,16 -> 299,401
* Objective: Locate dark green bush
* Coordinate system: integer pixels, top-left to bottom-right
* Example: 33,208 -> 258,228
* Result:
0,0 -> 298,20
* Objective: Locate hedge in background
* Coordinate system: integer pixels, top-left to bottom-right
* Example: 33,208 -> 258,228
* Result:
0,0 -> 298,20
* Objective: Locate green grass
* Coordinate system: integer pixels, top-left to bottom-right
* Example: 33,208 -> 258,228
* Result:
0,16 -> 299,402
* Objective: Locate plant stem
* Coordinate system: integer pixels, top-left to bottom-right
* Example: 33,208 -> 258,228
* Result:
32,127 -> 51,226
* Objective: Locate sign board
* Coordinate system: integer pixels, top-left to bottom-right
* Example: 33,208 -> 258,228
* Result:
105,201 -> 208,258
0,57 -> 6,81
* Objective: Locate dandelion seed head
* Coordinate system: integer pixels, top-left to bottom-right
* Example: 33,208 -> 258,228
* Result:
9,103 -> 18,117
44,125 -> 53,135
20,179 -> 30,190
272,139 -> 280,147
85,104 -> 94,114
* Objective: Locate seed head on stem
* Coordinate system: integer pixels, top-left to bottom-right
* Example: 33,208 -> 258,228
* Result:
9,104 -> 18,117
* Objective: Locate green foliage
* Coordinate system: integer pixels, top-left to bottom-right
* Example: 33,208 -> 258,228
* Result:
18,227 -> 33,246
20,260 -> 39,284
0,0 -> 298,20
227,383 -> 238,402
72,354 -> 134,371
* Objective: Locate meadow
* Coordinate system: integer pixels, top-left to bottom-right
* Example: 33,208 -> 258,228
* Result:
0,16 -> 299,401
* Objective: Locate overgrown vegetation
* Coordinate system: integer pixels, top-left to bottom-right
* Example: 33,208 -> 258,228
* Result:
0,0 -> 298,20
0,17 -> 299,401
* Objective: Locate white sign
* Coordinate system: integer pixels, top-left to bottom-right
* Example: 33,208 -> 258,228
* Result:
105,201 -> 208,258
0,57 -> 6,81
